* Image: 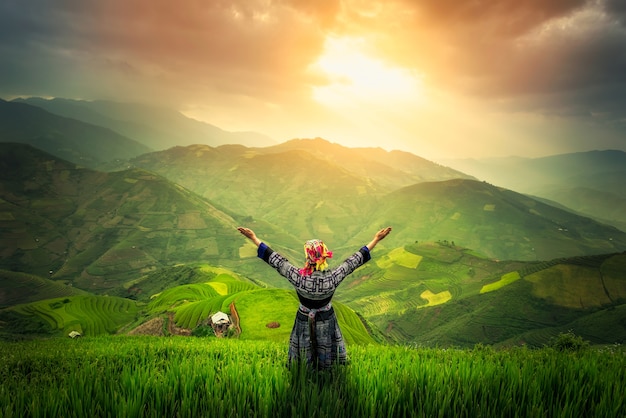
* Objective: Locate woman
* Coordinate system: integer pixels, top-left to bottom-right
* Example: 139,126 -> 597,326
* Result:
237,226 -> 392,369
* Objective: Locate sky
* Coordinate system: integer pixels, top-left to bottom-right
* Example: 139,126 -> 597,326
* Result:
1,0 -> 626,160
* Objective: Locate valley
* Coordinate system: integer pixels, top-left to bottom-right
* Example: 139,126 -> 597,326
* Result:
1,101 -> 626,347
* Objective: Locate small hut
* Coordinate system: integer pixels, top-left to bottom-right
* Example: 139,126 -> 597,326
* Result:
210,311 -> 231,337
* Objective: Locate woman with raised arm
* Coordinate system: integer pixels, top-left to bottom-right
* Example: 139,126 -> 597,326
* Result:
237,226 -> 392,370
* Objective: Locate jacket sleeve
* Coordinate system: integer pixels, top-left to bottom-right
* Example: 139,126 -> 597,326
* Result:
257,243 -> 372,289
327,246 -> 371,287
257,242 -> 302,286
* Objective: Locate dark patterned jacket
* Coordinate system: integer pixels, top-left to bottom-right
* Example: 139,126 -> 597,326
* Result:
257,242 -> 371,309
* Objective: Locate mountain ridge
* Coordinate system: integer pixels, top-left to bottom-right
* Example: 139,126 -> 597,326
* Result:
2,110 -> 626,346
12,97 -> 277,150
0,99 -> 152,167
443,150 -> 626,231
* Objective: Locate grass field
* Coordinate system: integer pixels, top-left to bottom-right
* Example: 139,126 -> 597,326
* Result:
7,295 -> 137,336
0,336 -> 623,418
0,270 -> 88,308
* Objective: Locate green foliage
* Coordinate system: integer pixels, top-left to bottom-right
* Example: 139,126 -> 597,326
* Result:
547,331 -> 590,352
0,337 -> 624,417
0,310 -> 53,339
5,296 -> 138,337
190,324 -> 215,337
0,270 -> 88,308
3,141 -> 626,349
147,284 -> 220,314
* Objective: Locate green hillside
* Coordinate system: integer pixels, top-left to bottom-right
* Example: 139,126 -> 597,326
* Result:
336,243 -> 626,347
0,143 -> 244,293
0,270 -> 88,308
124,143 -> 384,246
144,269 -> 375,345
119,143 -> 626,261
445,150 -> 626,231
2,142 -> 626,347
360,179 -> 626,261
1,295 -> 137,338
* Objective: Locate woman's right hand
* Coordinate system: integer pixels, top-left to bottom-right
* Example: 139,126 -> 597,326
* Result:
375,227 -> 392,242
367,226 -> 392,250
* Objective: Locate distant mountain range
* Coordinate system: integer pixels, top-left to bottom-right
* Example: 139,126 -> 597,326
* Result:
1,97 -> 626,347
11,97 -> 276,151
111,139 -> 625,261
443,151 -> 626,231
0,98 -> 152,165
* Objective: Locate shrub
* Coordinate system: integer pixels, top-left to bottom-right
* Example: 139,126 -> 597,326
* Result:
547,331 -> 590,352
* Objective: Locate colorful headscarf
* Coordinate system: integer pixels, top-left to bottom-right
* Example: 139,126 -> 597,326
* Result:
299,239 -> 333,276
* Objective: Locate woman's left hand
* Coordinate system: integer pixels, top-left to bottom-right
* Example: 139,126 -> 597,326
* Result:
237,227 -> 261,246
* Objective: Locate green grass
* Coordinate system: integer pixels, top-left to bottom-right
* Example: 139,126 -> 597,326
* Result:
0,270 -> 88,308
480,271 -> 521,293
524,265 -> 614,308
148,284 -> 221,314
139,273 -> 375,345
6,296 -> 138,336
173,295 -> 231,329
0,336 -> 623,418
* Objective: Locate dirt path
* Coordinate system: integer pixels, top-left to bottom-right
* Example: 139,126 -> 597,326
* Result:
167,312 -> 191,336
229,301 -> 242,337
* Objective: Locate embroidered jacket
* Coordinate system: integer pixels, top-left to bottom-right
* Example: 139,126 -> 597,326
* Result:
257,242 -> 371,309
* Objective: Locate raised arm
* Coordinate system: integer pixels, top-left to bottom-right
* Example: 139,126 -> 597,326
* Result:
237,227 -> 261,247
366,227 -> 392,251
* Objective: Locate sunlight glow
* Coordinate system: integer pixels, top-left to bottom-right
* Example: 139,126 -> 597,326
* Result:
311,37 -> 424,107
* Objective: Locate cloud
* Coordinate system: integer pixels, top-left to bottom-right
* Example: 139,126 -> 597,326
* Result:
0,0 -> 331,104
353,1 -> 626,116
0,0 -> 625,156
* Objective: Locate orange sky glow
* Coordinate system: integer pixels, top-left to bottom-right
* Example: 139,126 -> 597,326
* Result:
1,0 -> 625,160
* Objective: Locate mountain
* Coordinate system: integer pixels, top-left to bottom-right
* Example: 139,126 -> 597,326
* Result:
0,270 -> 89,308
267,138 -> 474,189
120,141 -> 626,261
359,178 -> 626,261
2,141 -> 626,346
0,143 -> 245,294
443,150 -> 626,231
117,139 -> 474,247
0,99 -> 152,167
120,142 -> 386,246
13,97 -> 277,150
335,242 -> 626,347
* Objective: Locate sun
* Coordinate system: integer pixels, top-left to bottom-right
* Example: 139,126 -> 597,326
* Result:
310,36 -> 423,107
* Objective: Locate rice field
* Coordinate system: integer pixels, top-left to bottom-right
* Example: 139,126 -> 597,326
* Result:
1,336 -> 623,418
9,296 -> 138,336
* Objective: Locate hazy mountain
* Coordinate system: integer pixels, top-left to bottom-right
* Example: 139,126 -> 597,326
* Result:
13,97 -> 277,150
1,142 -> 626,346
357,178 -> 626,261
122,141 -> 626,261
443,150 -> 626,231
119,139 -> 474,246
267,138 -> 475,189
0,143 -> 244,293
121,142 -> 386,246
0,99 -> 152,166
